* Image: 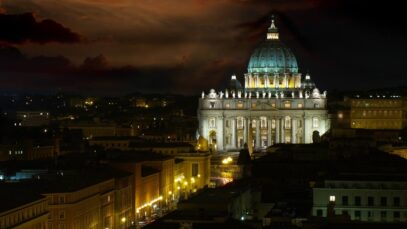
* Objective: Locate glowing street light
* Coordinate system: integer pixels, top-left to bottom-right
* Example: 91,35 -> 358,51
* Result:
222,156 -> 233,164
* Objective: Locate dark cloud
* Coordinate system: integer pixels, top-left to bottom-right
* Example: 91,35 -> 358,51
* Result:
81,54 -> 109,71
0,45 -> 176,95
0,0 -> 406,95
0,12 -> 82,44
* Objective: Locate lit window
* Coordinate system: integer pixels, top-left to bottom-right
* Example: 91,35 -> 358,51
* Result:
338,112 -> 343,119
284,102 -> 291,108
312,117 -> 319,128
225,103 -> 230,108
271,120 -> 276,129
251,103 -> 256,108
297,103 -> 303,108
237,101 -> 244,109
237,117 -> 244,129
329,195 -> 336,202
251,120 -> 257,128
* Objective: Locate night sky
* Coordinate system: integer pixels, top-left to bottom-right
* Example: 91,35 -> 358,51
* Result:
0,0 -> 406,95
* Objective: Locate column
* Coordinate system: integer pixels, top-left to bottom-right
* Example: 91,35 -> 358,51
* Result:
231,118 -> 236,149
245,76 -> 248,88
275,118 -> 280,143
243,117 -> 248,145
292,118 -> 296,144
280,118 -> 285,143
256,75 -> 259,88
217,116 -> 224,151
255,119 -> 260,148
303,115 -> 307,143
265,75 -> 269,88
267,118 -> 272,146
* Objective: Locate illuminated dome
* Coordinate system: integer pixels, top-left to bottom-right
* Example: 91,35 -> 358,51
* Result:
247,19 -> 298,74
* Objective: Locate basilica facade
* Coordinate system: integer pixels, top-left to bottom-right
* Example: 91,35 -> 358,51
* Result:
198,17 -> 330,152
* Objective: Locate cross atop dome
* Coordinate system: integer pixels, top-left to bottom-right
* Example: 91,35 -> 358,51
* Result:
267,15 -> 279,40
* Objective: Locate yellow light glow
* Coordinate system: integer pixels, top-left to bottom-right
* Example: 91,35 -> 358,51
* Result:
168,191 -> 172,195
197,174 -> 201,178
121,217 -> 126,223
136,196 -> 163,212
177,186 -> 180,190
183,181 -> 188,185
222,156 -> 233,164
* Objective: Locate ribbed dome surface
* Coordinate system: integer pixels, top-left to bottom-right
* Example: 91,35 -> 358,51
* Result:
248,39 -> 298,74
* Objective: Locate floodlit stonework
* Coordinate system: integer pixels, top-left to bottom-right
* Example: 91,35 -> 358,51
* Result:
198,17 -> 330,152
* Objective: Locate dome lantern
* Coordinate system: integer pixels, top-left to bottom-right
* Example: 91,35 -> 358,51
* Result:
267,16 -> 279,40
247,16 -> 298,74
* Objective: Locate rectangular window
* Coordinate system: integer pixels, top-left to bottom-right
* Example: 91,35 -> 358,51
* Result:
237,118 -> 244,129
380,211 -> 387,221
394,211 -> 400,220
237,102 -> 244,109
271,120 -> 276,129
316,209 -> 323,217
394,197 -> 400,207
225,120 -> 230,128
381,197 -> 387,206
225,103 -> 230,108
59,196 -> 65,204
355,196 -> 361,206
368,196 -> 374,206
342,196 -> 348,206
251,103 -> 256,108
284,102 -> 291,108
192,163 -> 198,177
297,103 -> 303,108
354,210 -> 361,220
